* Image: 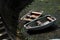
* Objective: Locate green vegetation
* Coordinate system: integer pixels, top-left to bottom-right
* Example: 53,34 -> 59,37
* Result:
18,0 -> 60,40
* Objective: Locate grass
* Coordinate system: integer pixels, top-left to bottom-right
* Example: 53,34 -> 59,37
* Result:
18,0 -> 60,40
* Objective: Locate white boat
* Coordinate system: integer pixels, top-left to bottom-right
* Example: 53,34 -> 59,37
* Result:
24,15 -> 56,30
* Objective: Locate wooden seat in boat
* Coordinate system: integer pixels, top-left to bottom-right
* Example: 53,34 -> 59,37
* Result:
32,12 -> 42,15
27,15 -> 39,19
24,18 -> 32,21
31,15 -> 39,18
36,21 -> 42,25
47,17 -> 54,21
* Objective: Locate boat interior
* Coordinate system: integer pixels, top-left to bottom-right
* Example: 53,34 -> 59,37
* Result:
23,11 -> 42,21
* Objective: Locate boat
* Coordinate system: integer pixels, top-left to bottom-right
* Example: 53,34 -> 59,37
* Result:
24,15 -> 56,30
21,10 -> 43,23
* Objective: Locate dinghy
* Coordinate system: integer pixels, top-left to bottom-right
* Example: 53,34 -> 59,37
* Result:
24,15 -> 56,30
21,10 -> 43,23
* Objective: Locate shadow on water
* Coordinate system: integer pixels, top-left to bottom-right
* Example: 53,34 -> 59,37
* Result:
27,24 -> 59,35
0,0 -> 34,35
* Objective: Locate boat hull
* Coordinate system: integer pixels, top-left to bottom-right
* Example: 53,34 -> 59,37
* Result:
24,15 -> 56,30
26,21 -> 56,30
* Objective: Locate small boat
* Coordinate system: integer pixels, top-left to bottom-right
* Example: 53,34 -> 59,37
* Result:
21,10 -> 43,23
24,15 -> 56,30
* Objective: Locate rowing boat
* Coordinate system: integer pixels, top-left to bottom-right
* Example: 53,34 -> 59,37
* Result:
21,10 -> 43,23
24,15 -> 56,30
